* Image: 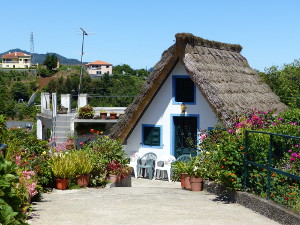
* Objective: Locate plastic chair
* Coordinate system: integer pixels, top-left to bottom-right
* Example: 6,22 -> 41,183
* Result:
176,154 -> 192,163
155,155 -> 176,182
137,152 -> 157,180
128,152 -> 140,178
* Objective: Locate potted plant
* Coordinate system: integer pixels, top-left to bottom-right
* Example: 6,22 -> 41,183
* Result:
48,152 -> 76,190
171,161 -> 188,189
100,110 -> 107,119
77,105 -> 95,119
73,150 -> 93,187
187,156 -> 205,191
109,112 -> 117,119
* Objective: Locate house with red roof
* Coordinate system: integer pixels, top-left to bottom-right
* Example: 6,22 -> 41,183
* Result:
1,52 -> 31,68
85,60 -> 112,76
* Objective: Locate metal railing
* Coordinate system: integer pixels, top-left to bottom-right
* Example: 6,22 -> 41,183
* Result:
243,130 -> 300,199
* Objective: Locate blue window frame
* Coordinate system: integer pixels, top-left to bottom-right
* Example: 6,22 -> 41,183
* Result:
142,124 -> 163,148
172,75 -> 196,105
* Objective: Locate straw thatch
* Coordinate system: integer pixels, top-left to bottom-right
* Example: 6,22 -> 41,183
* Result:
109,33 -> 288,141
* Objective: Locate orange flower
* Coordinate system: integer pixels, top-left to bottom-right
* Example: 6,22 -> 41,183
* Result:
221,165 -> 225,169
270,193 -> 274,197
290,186 -> 294,189
230,173 -> 235,176
231,179 -> 235,182
240,146 -> 244,150
271,173 -> 276,177
282,179 -> 286,182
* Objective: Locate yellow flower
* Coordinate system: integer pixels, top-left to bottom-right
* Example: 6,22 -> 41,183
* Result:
206,152 -> 211,155
42,151 -> 47,155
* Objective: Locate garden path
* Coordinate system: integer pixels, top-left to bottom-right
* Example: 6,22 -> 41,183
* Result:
28,178 -> 280,225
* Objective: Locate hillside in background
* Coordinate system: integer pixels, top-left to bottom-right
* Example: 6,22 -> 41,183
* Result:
0,48 -> 84,65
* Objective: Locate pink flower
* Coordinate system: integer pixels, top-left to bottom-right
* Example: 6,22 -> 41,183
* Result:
278,117 -> 283,121
288,149 -> 292,153
200,134 -> 207,140
291,153 -> 298,158
79,142 -> 84,146
295,144 -> 299,148
273,123 -> 277,126
228,129 -> 233,133
290,157 -> 295,162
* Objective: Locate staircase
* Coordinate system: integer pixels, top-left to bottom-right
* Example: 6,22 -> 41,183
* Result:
53,114 -> 74,146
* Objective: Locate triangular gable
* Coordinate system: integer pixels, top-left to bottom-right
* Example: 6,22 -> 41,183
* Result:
109,33 -> 288,142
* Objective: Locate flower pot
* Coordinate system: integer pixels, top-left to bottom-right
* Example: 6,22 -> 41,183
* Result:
190,176 -> 203,191
181,173 -> 188,189
109,174 -> 119,183
77,174 -> 90,187
110,113 -> 117,119
56,178 -> 68,190
100,112 -> 107,119
185,176 -> 191,190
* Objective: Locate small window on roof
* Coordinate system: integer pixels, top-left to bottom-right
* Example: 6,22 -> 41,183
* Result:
173,76 -> 195,103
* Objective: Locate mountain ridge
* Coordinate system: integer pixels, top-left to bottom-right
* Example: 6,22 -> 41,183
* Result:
0,48 -> 84,65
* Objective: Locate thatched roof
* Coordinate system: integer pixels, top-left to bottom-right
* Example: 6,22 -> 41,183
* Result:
109,33 -> 288,141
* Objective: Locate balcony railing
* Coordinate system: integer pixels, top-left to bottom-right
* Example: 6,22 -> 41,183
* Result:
3,61 -> 31,64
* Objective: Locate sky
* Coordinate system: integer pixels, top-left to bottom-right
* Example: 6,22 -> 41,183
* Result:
1,0 -> 299,71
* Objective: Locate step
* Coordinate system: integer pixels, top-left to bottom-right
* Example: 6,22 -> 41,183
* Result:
55,126 -> 70,132
54,121 -> 70,127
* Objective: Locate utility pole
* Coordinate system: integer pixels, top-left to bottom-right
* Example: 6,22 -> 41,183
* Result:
78,28 -> 88,96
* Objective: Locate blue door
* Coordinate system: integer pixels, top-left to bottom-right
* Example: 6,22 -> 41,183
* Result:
173,116 -> 198,158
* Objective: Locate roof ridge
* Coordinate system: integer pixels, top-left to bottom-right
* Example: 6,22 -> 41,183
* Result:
175,33 -> 242,53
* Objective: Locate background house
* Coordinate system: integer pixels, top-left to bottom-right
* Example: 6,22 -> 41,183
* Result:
109,33 -> 288,159
85,60 -> 112,77
1,52 -> 31,68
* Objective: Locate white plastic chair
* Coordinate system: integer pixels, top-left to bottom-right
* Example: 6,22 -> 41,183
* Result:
128,152 -> 140,178
154,155 -> 176,182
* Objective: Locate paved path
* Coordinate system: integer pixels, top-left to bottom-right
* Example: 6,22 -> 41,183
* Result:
28,178 -> 279,225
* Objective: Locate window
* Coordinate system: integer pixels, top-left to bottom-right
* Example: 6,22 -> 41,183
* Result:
106,65 -> 110,68
142,125 -> 162,148
96,71 -> 102,74
173,75 -> 195,104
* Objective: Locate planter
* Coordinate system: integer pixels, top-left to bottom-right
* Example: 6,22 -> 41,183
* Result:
109,174 -> 120,183
190,176 -> 203,191
185,176 -> 191,190
181,173 -> 188,189
109,113 -> 117,119
77,174 -> 89,187
100,112 -> 107,119
56,178 -> 68,190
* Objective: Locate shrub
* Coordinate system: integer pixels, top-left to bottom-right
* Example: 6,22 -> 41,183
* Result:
77,105 -> 95,119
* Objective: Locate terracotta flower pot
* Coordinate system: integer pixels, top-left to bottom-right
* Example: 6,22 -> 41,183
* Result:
190,176 -> 203,191
110,113 -> 117,119
185,176 -> 191,190
181,173 -> 188,189
109,174 -> 119,183
77,174 -> 90,187
56,178 -> 68,190
100,112 -> 107,119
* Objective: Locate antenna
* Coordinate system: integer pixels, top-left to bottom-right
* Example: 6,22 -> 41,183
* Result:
30,32 -> 34,64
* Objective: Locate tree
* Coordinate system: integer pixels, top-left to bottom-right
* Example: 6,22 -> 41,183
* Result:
259,59 -> 300,108
43,54 -> 58,71
113,64 -> 136,75
11,82 -> 29,102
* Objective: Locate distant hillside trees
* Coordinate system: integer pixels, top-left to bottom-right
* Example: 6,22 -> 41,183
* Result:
259,59 -> 300,108
0,70 -> 37,120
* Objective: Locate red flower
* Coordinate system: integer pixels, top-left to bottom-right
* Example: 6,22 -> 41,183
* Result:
90,129 -> 95,133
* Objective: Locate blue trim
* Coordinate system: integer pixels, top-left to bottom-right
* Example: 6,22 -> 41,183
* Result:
142,124 -> 163,148
170,114 -> 200,156
172,75 -> 196,105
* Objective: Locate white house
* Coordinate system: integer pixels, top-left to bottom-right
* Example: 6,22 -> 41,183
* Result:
109,33 -> 287,159
85,60 -> 112,76
1,52 -> 31,68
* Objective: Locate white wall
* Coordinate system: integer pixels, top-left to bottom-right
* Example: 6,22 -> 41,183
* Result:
124,62 -> 218,159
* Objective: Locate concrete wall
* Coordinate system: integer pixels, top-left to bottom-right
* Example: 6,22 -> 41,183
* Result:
124,62 -> 218,158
